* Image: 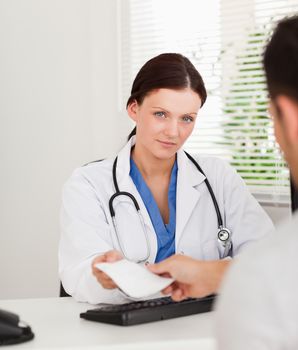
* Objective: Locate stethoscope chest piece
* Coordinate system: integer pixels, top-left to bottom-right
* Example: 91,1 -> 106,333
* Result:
217,226 -> 232,258
217,226 -> 231,245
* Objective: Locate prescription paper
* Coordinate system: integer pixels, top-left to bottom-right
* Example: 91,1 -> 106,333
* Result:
95,259 -> 174,299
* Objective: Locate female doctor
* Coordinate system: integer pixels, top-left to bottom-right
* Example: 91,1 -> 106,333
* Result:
59,53 -> 274,304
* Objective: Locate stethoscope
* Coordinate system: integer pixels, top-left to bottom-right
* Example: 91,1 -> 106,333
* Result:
109,151 -> 232,262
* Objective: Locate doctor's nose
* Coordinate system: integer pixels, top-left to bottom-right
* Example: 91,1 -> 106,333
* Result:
164,120 -> 179,138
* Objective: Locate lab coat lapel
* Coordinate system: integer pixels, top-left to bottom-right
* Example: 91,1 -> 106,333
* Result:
175,150 -> 206,248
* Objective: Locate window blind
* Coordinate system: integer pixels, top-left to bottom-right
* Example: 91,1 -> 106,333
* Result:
119,0 -> 298,203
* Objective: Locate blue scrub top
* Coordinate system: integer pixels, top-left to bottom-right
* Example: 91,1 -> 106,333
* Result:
129,157 -> 178,263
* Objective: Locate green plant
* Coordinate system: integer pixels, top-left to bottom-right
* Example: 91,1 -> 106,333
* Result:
219,29 -> 288,190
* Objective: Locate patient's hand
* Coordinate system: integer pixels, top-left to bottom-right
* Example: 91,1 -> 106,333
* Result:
92,250 -> 123,289
148,254 -> 230,301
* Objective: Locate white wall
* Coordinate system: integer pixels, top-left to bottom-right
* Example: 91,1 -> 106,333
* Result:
261,203 -> 291,226
0,0 -> 131,299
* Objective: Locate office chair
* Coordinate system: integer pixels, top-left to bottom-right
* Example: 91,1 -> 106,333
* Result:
290,176 -> 298,213
60,282 -> 70,297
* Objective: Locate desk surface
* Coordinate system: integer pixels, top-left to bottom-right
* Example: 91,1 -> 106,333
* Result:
0,297 -> 216,350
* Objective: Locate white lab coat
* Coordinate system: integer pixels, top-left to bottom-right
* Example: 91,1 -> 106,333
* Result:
59,137 -> 274,304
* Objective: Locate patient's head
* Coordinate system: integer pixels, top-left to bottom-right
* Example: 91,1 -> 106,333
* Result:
263,16 -> 298,186
264,15 -> 298,102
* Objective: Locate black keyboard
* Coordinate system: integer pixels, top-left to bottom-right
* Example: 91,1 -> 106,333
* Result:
80,294 -> 216,326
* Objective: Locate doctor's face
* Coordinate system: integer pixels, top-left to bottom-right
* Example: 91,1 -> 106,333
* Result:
128,88 -> 202,160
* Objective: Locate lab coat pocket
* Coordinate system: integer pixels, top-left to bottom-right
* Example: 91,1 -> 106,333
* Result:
202,239 -> 221,260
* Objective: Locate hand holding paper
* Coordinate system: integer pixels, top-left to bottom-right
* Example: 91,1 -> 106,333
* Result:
95,259 -> 174,299
92,250 -> 123,289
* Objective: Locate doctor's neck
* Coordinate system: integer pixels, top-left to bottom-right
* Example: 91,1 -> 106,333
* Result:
131,145 -> 175,179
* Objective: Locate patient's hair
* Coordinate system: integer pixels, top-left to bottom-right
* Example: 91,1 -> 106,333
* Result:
126,53 -> 207,140
263,15 -> 298,102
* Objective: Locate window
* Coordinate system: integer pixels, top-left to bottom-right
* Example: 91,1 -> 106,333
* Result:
119,0 -> 298,204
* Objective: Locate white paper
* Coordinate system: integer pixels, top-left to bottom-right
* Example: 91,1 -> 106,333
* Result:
95,259 -> 174,299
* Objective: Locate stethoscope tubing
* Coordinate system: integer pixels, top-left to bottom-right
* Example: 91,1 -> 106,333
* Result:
184,152 -> 223,228
109,156 -> 151,262
109,151 -> 232,261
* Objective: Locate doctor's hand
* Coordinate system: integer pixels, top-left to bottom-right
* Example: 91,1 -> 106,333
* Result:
148,254 -> 231,302
92,250 -> 123,289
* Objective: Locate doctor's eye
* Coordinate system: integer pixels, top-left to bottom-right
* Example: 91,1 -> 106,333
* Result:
154,111 -> 166,118
181,115 -> 194,123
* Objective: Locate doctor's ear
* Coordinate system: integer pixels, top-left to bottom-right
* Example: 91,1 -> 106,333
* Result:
276,95 -> 298,145
127,100 -> 139,122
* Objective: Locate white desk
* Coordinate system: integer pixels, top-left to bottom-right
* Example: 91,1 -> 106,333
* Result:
0,297 -> 217,350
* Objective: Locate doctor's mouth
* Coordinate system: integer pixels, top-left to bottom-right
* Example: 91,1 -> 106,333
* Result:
156,140 -> 177,148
